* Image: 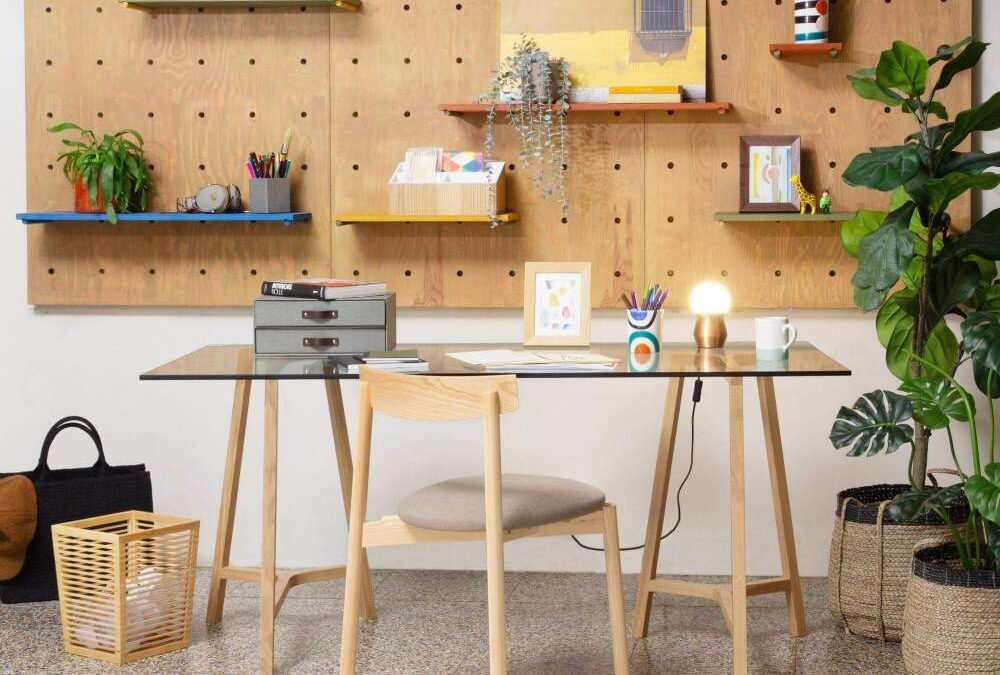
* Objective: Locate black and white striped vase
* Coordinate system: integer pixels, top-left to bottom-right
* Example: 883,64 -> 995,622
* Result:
794,0 -> 829,44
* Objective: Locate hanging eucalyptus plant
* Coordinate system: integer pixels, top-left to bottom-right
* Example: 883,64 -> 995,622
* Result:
837,36 -> 1000,486
482,36 -> 571,220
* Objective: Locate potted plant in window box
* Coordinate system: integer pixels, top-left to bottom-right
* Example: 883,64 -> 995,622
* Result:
48,122 -> 151,224
828,36 -> 1000,641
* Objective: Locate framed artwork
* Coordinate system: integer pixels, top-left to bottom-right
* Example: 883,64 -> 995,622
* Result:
739,135 -> 801,213
523,262 -> 592,347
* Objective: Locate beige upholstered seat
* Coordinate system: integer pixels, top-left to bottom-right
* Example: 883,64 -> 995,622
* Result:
398,474 -> 606,532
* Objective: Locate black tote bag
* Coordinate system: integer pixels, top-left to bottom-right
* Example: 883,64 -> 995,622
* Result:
0,416 -> 153,603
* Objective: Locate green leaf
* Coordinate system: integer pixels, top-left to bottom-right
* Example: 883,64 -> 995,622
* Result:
965,463 -> 1000,526
924,173 -> 1000,213
908,123 -> 955,149
843,145 -> 922,192
928,258 -> 980,326
901,256 -> 924,291
926,101 -> 949,120
854,286 -> 888,313
973,360 -> 1000,400
876,41 -> 929,96
933,40 -> 988,94
962,311 -> 1000,374
940,91 -> 1000,156
938,150 -> 1000,175
928,36 -> 974,66
852,202 -> 916,292
887,484 -> 966,523
900,378 -> 973,429
848,73 -> 903,107
950,208 -> 1000,261
840,210 -> 885,258
830,390 -> 914,457
877,293 -> 960,381
46,121 -> 83,134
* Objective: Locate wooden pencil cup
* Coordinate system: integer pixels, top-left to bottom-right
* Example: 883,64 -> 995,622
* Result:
52,511 -> 199,666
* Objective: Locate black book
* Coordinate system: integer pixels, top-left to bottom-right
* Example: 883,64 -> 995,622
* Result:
260,278 -> 387,300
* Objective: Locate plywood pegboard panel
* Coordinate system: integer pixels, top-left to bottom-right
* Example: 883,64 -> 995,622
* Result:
24,0 -> 972,308
24,1 -> 333,305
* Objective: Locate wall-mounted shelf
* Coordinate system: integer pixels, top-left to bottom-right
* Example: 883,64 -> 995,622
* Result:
120,0 -> 360,10
16,211 -> 312,226
769,42 -> 843,59
335,213 -> 519,226
438,102 -> 732,117
715,212 -> 855,222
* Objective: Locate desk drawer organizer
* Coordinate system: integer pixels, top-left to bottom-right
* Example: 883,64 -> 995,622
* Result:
51,511 -> 199,666
253,294 -> 396,356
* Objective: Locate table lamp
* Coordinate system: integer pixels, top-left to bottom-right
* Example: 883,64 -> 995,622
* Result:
690,281 -> 731,349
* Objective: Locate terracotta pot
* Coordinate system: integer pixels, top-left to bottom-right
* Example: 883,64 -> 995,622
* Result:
74,176 -> 106,214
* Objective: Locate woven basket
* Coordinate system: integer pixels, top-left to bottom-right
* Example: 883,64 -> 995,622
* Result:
52,511 -> 199,665
903,544 -> 1000,675
827,484 -> 969,641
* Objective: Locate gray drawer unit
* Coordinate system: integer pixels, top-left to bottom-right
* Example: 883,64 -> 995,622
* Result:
253,294 -> 395,329
255,327 -> 394,356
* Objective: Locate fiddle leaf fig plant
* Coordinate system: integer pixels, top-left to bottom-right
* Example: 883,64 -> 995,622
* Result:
482,35 -> 571,219
48,122 -> 150,224
838,36 -> 1000,485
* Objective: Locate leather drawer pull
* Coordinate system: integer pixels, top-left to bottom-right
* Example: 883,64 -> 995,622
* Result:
302,310 -> 339,320
303,337 -> 340,348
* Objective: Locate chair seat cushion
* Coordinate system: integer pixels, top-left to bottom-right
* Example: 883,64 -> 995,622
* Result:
397,474 -> 606,532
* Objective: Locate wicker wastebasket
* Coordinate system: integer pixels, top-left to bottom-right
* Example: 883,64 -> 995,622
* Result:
903,544 -> 1000,675
52,511 -> 199,665
828,484 -> 968,641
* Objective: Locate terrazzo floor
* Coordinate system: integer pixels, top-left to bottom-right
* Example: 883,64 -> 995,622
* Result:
0,569 -> 904,675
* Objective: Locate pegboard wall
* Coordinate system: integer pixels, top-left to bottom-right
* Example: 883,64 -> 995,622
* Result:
24,0 -> 972,308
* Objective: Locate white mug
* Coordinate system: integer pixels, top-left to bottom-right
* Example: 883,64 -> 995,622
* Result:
755,316 -> 797,361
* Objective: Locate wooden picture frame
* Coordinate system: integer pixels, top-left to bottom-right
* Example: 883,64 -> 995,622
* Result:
523,262 -> 592,347
739,135 -> 802,213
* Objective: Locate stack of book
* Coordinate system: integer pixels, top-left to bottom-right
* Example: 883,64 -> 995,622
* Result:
446,349 -> 620,372
253,278 -> 396,357
344,349 -> 429,374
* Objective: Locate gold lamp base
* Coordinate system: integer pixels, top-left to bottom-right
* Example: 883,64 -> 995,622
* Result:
694,314 -> 727,349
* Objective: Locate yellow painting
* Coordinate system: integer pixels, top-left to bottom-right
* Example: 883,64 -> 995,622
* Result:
501,0 -> 707,98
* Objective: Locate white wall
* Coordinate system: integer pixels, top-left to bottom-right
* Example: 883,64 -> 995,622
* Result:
1,3 -> 997,577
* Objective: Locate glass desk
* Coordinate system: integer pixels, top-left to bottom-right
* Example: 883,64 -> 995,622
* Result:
142,342 -> 849,675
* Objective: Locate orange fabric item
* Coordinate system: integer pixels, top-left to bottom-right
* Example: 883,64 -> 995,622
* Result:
0,476 -> 38,580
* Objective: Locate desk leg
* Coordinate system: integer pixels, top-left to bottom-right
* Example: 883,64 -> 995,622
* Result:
729,378 -> 748,675
633,377 -> 685,638
207,378 -> 251,626
757,377 -> 807,637
325,380 -> 377,620
260,381 -> 279,675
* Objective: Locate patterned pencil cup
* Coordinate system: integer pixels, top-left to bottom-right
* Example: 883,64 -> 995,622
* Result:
249,178 -> 290,213
52,511 -> 199,666
627,309 -> 662,372
794,0 -> 829,44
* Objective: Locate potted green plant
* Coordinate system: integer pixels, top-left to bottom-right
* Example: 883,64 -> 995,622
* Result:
49,122 -> 151,224
826,36 -> 1000,640
832,313 -> 999,674
481,35 -> 571,219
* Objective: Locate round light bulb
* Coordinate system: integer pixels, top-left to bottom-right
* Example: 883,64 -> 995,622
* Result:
689,281 -> 732,315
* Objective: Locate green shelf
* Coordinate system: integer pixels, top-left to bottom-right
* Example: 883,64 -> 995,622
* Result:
714,212 -> 855,222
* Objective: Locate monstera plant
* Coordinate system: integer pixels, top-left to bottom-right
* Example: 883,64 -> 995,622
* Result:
839,36 -> 1000,485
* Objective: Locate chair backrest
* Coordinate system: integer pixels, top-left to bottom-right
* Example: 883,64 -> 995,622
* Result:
359,368 -> 519,421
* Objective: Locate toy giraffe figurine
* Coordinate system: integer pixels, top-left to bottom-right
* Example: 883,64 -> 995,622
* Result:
789,175 -> 818,215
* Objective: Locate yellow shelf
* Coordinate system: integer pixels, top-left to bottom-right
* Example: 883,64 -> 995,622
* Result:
335,213 -> 519,226
121,0 -> 360,11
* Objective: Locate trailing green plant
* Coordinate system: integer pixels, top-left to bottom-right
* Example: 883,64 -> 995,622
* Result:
830,311 -> 1000,572
838,36 -> 1000,485
482,36 -> 571,220
49,122 -> 151,224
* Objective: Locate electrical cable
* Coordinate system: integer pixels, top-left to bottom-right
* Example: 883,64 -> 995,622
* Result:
571,377 -> 702,553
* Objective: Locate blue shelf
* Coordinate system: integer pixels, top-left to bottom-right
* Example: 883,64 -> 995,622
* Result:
16,211 -> 311,226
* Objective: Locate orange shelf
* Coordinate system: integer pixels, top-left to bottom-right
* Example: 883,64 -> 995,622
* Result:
438,102 -> 732,116
770,42 -> 843,59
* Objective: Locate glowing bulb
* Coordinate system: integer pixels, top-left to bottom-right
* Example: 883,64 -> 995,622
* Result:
689,281 -> 732,315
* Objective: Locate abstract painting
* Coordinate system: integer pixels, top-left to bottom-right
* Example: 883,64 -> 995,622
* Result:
523,262 -> 592,346
739,136 -> 802,213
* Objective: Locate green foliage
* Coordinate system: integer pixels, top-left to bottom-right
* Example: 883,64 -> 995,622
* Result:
840,210 -> 885,259
887,483 -> 965,522
876,41 -> 928,97
900,378 -> 973,429
948,208 -> 1000,261
851,203 -> 916,297
876,292 -> 959,380
965,463 -> 1000,527
829,390 -> 914,457
48,122 -> 150,224
842,145 -> 922,192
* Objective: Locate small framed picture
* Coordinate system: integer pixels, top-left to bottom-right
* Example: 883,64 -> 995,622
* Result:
739,135 -> 802,213
523,262 -> 592,347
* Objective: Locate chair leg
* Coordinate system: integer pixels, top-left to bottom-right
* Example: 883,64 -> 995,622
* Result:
485,526 -> 507,675
339,544 -> 364,675
602,504 -> 631,675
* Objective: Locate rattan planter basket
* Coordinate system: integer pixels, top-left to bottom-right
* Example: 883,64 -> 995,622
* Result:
52,511 -> 199,665
902,544 -> 1000,675
827,484 -> 969,641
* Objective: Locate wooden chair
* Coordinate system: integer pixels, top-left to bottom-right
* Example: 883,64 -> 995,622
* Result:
340,368 -> 630,675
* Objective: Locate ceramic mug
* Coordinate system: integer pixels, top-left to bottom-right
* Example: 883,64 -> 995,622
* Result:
755,316 -> 798,361
627,310 -> 662,372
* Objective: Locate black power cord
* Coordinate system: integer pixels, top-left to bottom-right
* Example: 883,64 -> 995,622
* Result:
571,377 -> 703,553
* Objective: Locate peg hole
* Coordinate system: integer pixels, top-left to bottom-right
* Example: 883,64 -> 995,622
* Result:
614,270 -> 622,278
200,269 -> 207,275
775,269 -> 782,277
353,269 -> 360,276
404,269 -> 412,277
48,268 -> 55,275
508,270 -> 516,277
456,270 -> 464,277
